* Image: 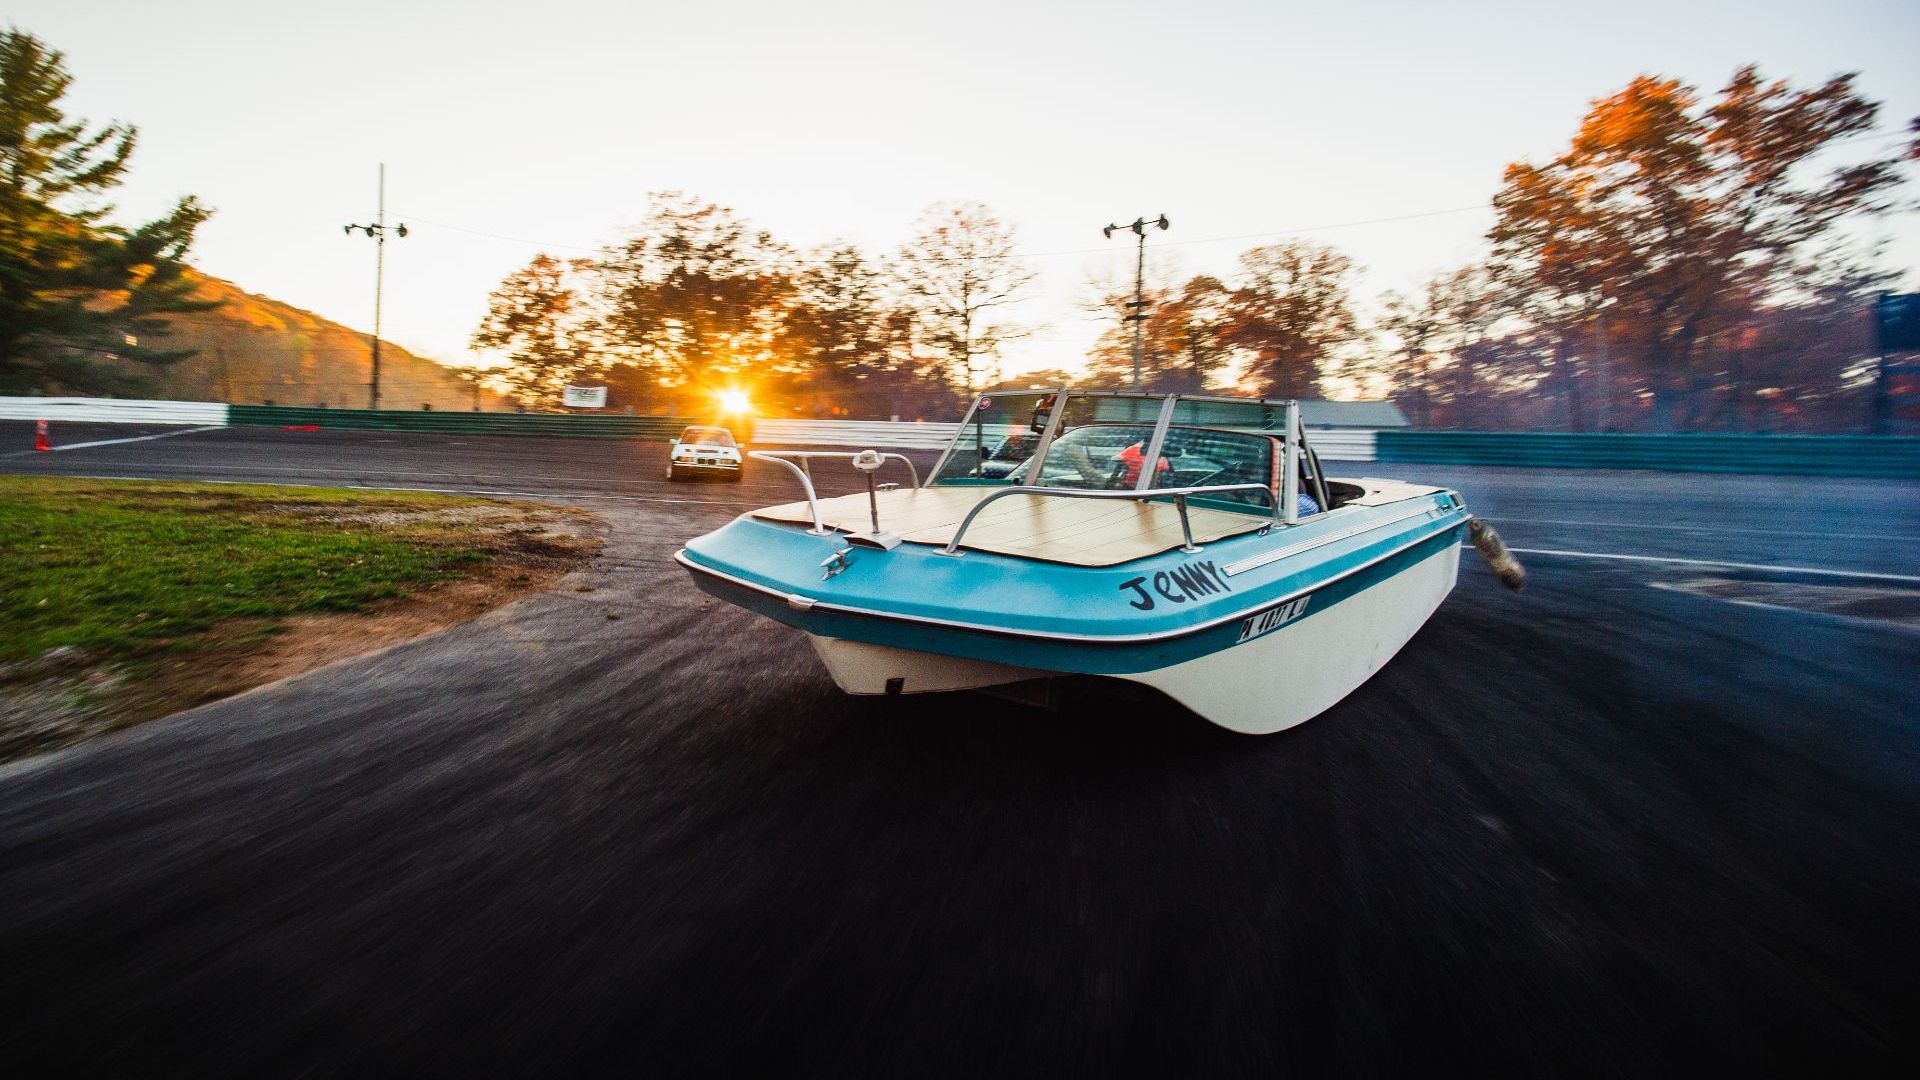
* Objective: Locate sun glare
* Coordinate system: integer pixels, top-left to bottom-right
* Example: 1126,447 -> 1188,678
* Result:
718,389 -> 752,414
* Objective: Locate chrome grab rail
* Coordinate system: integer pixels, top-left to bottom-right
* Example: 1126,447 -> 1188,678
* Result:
747,450 -> 923,537
939,483 -> 1277,557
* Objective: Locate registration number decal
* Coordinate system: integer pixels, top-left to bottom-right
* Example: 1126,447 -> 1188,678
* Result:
1236,596 -> 1310,643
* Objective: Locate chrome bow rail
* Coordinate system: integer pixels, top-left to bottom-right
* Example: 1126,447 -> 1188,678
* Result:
937,483 -> 1277,556
747,450 -> 923,535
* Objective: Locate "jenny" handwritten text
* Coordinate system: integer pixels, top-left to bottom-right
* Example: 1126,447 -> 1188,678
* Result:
1117,561 -> 1231,611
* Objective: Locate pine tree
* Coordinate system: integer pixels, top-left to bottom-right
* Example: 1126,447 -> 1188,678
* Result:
0,29 -> 215,394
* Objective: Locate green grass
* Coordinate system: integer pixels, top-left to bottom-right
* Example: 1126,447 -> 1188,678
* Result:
0,478 -> 505,662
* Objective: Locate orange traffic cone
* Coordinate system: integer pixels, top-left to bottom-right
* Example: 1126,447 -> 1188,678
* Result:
34,419 -> 51,452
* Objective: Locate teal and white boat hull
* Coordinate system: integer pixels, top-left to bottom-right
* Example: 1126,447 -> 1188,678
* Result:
676,390 -> 1507,734
675,481 -> 1469,734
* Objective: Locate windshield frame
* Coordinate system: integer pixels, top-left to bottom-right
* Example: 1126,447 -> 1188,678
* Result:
925,389 -> 1326,524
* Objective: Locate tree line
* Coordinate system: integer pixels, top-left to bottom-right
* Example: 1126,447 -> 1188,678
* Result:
1057,68 -> 1919,433
2,23 -> 1913,432
470,196 -> 1045,420
480,65 -> 1914,431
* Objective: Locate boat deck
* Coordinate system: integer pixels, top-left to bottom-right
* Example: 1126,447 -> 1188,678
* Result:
750,478 -> 1443,567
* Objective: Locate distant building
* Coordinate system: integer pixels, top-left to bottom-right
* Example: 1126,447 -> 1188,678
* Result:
1298,399 -> 1409,429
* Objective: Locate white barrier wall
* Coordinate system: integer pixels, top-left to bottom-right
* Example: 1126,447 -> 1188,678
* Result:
753,419 -> 963,450
0,396 -> 228,426
760,420 -> 1378,461
0,396 -> 1382,461
1308,429 -> 1377,463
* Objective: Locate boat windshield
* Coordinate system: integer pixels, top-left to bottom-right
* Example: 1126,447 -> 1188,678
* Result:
926,390 -> 1313,521
1012,424 -> 1276,507
928,392 -> 1055,483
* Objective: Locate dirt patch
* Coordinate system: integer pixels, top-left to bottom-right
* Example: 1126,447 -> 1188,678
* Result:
140,558 -> 580,718
0,502 -> 604,765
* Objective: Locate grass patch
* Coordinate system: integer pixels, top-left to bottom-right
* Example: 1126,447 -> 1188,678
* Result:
1,477 -> 600,762
0,478 -> 544,663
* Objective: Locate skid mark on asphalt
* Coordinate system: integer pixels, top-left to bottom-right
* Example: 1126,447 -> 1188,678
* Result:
1490,516 -> 1920,543
1507,547 -> 1920,584
2,425 -> 223,457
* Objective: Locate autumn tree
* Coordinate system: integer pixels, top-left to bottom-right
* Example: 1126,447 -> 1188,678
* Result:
597,192 -> 792,394
1084,268 -> 1235,393
470,253 -> 597,406
0,29 -> 215,394
1489,67 -> 1914,429
1378,265 -> 1510,428
1378,281 -> 1446,427
1224,241 -> 1358,398
781,243 -> 894,389
892,201 -> 1038,392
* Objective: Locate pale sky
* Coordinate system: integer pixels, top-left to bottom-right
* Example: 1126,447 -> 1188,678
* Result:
15,0 -> 1919,377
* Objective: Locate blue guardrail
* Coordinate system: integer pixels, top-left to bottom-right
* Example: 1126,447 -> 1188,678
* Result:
1375,431 -> 1920,479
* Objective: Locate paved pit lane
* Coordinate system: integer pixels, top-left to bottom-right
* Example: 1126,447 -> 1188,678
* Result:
1,423 -> 1916,1076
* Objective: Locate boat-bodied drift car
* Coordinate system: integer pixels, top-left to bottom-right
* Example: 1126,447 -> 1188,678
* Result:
666,425 -> 744,481
675,390 -> 1521,734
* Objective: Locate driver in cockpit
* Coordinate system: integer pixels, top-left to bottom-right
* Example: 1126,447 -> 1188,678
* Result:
1117,441 -> 1173,487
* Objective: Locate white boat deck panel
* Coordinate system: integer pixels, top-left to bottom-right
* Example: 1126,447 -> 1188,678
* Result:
750,477 -> 1443,567
1336,477 -> 1450,506
751,487 -> 1270,566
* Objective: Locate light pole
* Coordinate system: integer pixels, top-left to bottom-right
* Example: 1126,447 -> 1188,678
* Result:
344,163 -> 408,410
1103,214 -> 1169,390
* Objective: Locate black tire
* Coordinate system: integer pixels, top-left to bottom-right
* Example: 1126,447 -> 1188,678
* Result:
727,468 -> 744,483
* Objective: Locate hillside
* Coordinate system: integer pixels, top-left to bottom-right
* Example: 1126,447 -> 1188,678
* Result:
139,272 -> 512,412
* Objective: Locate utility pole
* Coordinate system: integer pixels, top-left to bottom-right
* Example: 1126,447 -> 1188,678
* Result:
344,164 -> 407,410
1104,214 -> 1170,391
1594,298 -> 1612,432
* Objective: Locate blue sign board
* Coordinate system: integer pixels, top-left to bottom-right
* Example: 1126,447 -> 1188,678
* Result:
1878,292 -> 1920,352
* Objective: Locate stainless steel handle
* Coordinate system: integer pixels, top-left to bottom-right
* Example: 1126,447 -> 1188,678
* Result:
939,483 -> 1276,556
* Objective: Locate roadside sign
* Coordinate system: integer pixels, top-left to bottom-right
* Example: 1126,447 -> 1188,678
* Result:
563,385 -> 608,408
1878,293 -> 1920,353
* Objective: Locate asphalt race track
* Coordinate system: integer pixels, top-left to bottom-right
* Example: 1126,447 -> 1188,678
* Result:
2,422 -> 1917,1076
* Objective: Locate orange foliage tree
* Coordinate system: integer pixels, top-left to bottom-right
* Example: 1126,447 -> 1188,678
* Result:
1489,67 -> 1915,430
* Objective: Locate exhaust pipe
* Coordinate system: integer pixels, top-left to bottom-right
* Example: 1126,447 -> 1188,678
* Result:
1468,518 -> 1527,591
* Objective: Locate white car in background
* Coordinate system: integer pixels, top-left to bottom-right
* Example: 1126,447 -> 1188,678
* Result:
666,425 -> 745,481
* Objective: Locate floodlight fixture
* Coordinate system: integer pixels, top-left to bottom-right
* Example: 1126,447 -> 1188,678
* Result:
1102,213 -> 1172,391
342,163 -> 409,410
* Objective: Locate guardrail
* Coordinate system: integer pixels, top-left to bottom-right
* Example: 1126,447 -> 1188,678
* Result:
751,419 -> 962,450
9,396 -> 1919,478
1306,429 -> 1375,462
227,405 -> 691,439
0,396 -> 227,425
1374,430 -> 1920,479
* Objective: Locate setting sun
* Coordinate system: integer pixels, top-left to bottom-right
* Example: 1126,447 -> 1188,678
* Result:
717,389 -> 751,414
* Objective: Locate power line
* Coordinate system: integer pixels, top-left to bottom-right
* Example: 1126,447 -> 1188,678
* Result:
380,202 -> 1494,265
376,125 -> 1916,265
193,218 -> 343,244
390,212 -> 607,254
